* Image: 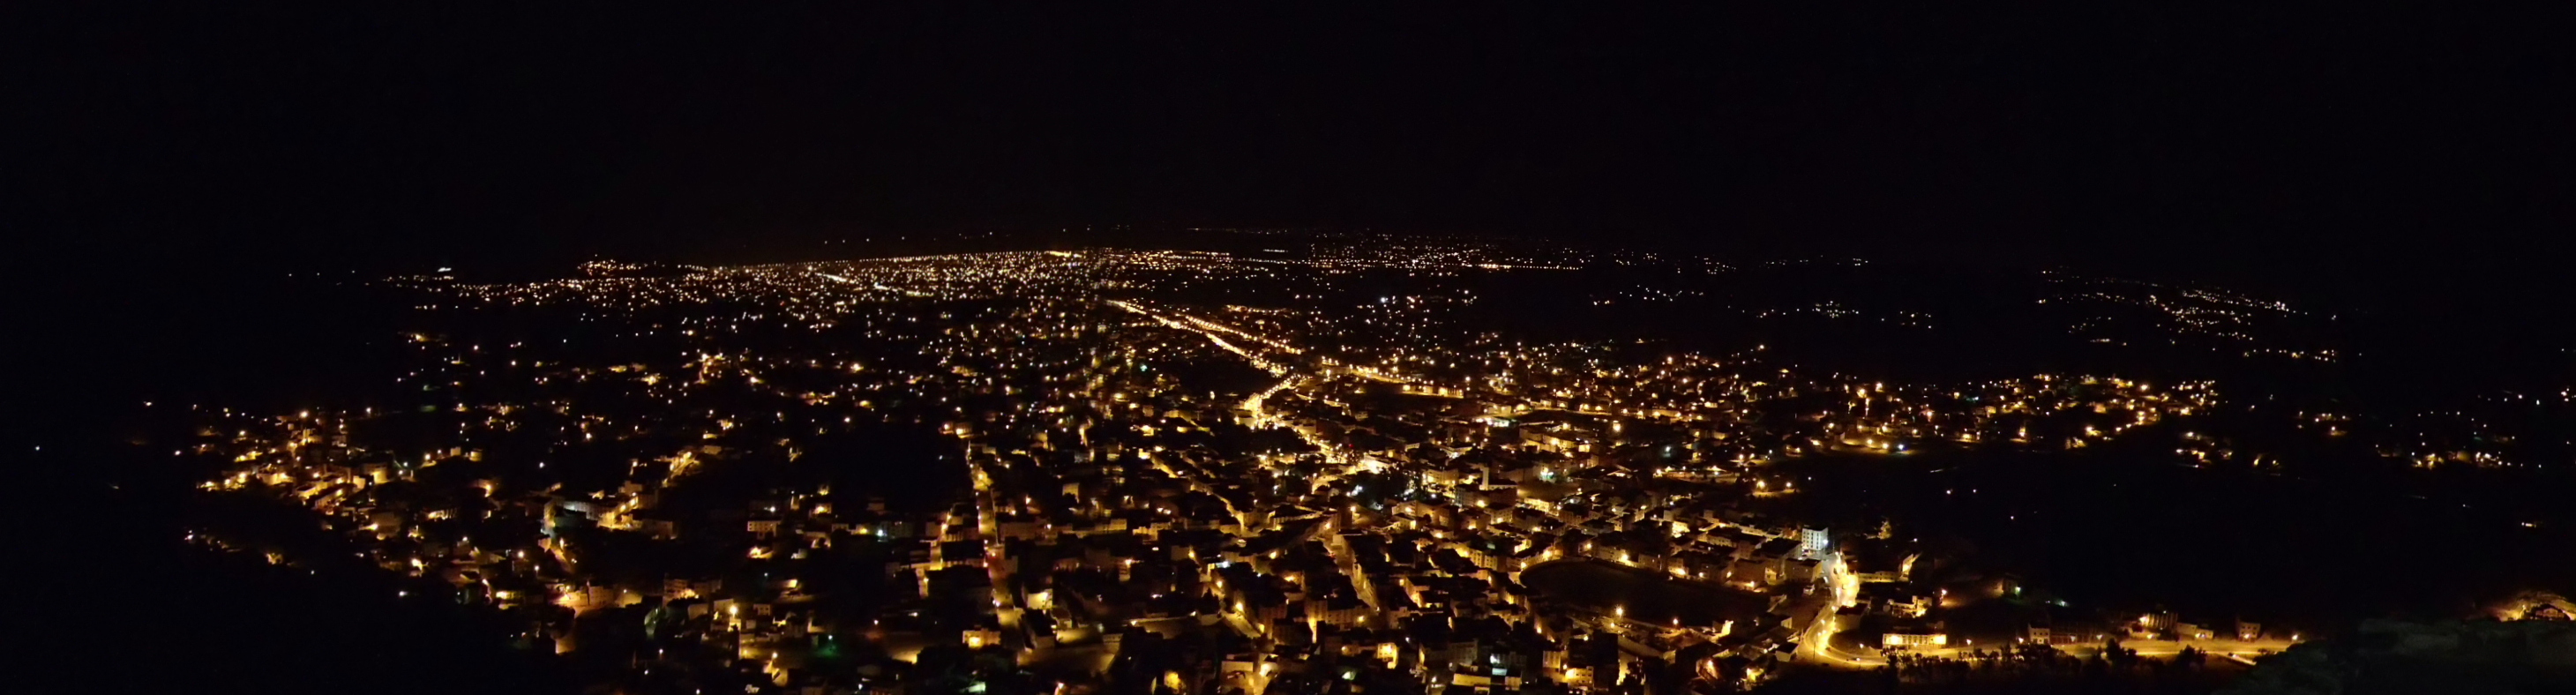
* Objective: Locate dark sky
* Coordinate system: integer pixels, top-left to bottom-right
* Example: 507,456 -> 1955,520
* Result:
19,4 -> 2573,293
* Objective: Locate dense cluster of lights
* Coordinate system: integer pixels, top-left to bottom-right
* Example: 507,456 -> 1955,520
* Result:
173,239 -> 2560,692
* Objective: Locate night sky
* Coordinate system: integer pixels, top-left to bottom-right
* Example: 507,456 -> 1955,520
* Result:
25,5 -> 2571,283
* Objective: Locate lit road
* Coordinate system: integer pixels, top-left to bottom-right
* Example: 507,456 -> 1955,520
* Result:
1117,300 -> 1362,483
2063,639 -> 2293,661
1106,300 -> 1388,614
1793,600 -> 1883,669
